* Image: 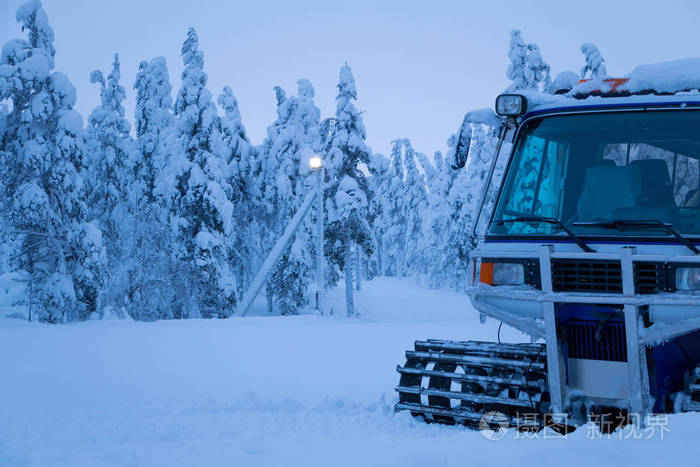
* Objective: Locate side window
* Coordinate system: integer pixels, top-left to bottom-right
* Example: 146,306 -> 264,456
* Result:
535,140 -> 568,218
503,136 -> 546,217
601,143 -> 628,166
628,143 -> 674,174
500,136 -> 568,233
601,143 -> 675,171
601,143 -> 676,208
674,154 -> 700,206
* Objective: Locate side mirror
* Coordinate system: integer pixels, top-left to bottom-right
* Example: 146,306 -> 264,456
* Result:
450,108 -> 504,170
450,122 -> 471,170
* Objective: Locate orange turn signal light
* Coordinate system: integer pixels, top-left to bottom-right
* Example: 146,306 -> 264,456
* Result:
479,262 -> 494,285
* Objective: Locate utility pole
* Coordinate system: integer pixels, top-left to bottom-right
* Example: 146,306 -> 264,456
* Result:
309,156 -> 324,312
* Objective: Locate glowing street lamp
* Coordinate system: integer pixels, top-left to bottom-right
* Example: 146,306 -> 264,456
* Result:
309,156 -> 323,170
309,155 -> 324,311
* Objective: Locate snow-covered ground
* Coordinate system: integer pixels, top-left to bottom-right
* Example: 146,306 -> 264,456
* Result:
0,277 -> 696,467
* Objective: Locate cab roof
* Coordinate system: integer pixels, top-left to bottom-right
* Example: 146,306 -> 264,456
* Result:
521,57 -> 700,118
524,92 -> 700,119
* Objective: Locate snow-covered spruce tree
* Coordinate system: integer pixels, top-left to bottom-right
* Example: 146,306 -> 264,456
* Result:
130,56 -> 184,320
322,64 -> 372,317
279,79 -> 322,313
445,123 -> 499,290
524,43 -> 550,91
383,140 -> 409,277
85,54 -> 140,316
401,140 -> 428,276
173,28 -> 237,318
506,30 -> 550,92
217,85 -> 250,194
0,104 -> 10,265
419,151 -> 455,288
216,85 -> 256,298
134,56 -> 184,202
580,43 -> 607,79
366,152 -> 390,277
0,0 -> 104,322
258,80 -> 321,314
86,54 -> 134,221
506,30 -> 529,92
376,139 -> 427,279
258,86 -> 294,313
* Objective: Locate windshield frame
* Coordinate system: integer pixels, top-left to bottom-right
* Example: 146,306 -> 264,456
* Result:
486,105 -> 700,241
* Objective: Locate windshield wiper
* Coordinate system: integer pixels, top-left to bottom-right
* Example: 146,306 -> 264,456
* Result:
495,216 -> 596,253
571,220 -> 700,255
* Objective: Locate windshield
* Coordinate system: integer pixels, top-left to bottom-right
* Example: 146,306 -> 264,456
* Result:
490,110 -> 700,237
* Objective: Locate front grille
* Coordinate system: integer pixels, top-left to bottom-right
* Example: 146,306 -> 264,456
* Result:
634,262 -> 670,294
551,259 -> 622,293
566,319 -> 627,362
523,259 -> 542,289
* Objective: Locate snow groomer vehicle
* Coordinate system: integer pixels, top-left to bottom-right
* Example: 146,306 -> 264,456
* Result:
396,59 -> 700,433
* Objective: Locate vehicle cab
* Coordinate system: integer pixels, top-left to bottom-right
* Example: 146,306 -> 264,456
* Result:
467,81 -> 700,421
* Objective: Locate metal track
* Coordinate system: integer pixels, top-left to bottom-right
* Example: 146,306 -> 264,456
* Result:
395,339 -> 548,429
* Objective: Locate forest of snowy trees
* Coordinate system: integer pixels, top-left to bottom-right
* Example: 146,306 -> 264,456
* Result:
0,1 -> 608,322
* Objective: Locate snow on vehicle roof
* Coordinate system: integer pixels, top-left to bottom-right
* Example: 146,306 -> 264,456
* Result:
525,92 -> 700,116
521,57 -> 700,117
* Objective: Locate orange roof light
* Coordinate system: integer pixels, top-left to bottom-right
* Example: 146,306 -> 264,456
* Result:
576,78 -> 630,95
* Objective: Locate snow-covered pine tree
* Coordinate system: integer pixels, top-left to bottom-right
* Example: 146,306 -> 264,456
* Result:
134,57 -> 184,202
401,140 -> 428,276
0,104 -> 10,264
419,150 -> 455,288
442,120 -> 500,290
216,85 -> 255,297
217,85 -> 250,193
506,30 -> 550,92
322,64 -> 372,317
524,43 -> 551,91
258,79 -> 321,314
0,0 -> 104,322
257,86 -> 292,313
0,106 -> 7,146
506,30 -> 529,92
376,139 -> 428,279
580,43 -> 607,79
383,140 -> 407,277
85,54 -> 139,315
279,79 -> 322,313
174,28 -> 236,318
366,152 -> 390,277
131,56 -> 183,320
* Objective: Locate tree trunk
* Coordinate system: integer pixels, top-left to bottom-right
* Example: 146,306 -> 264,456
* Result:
374,235 -> 382,278
380,237 -> 386,276
355,243 -> 361,291
345,227 -> 354,317
266,288 -> 273,314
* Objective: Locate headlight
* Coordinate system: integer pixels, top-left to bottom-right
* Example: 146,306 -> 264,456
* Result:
480,262 -> 525,286
676,267 -> 700,291
495,94 -> 527,117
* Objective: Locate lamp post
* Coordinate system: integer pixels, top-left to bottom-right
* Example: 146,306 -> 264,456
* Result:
309,156 -> 324,312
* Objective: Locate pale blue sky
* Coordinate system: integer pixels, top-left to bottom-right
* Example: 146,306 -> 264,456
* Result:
2,0 -> 700,157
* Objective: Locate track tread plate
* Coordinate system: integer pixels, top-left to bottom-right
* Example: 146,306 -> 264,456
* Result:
395,340 -> 547,429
